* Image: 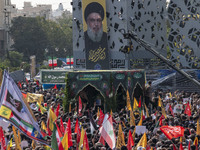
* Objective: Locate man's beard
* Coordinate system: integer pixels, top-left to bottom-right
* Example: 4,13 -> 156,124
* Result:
87,26 -> 103,42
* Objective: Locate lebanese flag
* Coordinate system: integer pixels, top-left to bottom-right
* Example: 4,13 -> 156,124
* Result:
78,96 -> 82,115
160,126 -> 184,140
55,123 -> 64,150
100,116 -> 116,149
184,102 -> 191,116
127,130 -> 134,150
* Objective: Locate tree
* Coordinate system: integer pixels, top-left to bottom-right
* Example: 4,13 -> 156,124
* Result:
10,16 -> 48,63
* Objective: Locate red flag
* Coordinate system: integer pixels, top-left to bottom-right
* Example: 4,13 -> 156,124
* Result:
127,130 -> 134,150
74,118 -> 79,133
60,118 -> 65,135
76,126 -> 81,143
79,96 -> 82,115
22,92 -> 27,99
98,109 -> 105,125
18,81 -> 22,89
53,84 -> 57,89
36,80 -> 39,86
65,118 -> 73,147
188,141 -> 191,150
159,115 -> 165,126
173,144 -> 177,150
0,127 -> 6,150
169,104 -> 174,117
25,78 -> 28,84
179,143 -> 183,150
55,104 -> 60,117
184,102 -> 191,116
160,126 -> 184,140
83,132 -> 89,150
138,96 -> 141,108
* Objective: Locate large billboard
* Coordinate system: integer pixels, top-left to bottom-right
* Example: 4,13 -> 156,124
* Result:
82,0 -> 110,70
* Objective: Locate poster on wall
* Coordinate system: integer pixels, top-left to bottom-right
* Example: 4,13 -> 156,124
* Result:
82,0 -> 110,70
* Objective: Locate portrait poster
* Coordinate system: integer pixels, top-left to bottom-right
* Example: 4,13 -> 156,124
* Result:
82,0 -> 110,70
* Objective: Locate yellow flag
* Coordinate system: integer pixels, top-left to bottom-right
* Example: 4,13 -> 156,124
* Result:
41,121 -> 47,132
97,107 -> 100,118
137,111 -> 143,126
27,93 -> 43,103
10,138 -> 12,147
62,132 -> 68,150
161,106 -> 167,118
18,130 -> 21,146
7,138 -> 12,150
12,126 -> 21,150
144,104 -> 149,117
158,96 -> 162,107
32,140 -> 36,149
79,127 -> 85,150
193,137 -> 198,145
69,103 -> 71,113
130,110 -> 135,127
126,90 -> 132,111
180,136 -> 182,142
169,92 -> 172,98
37,102 -> 47,114
110,109 -> 113,117
133,97 -> 138,109
151,147 -> 153,150
136,132 -> 147,149
0,105 -> 12,119
48,109 -> 57,131
116,124 -> 125,148
132,127 -> 136,142
197,118 -> 200,135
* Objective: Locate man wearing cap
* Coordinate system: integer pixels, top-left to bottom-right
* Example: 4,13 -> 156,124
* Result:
84,2 -> 109,69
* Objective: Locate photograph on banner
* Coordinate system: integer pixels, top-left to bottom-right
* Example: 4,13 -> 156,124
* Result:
82,0 -> 110,70
173,104 -> 183,114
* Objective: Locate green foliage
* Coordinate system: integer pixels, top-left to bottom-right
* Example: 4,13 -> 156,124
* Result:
8,51 -> 23,67
63,73 -> 70,112
10,15 -> 73,66
0,51 -> 23,72
21,62 -> 30,73
10,17 -> 48,63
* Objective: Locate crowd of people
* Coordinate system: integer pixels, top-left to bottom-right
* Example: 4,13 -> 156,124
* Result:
1,79 -> 200,150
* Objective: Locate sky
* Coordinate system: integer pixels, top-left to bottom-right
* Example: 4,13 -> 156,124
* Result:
11,0 -> 73,12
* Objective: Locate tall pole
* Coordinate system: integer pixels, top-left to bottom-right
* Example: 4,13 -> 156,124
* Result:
123,31 -> 200,88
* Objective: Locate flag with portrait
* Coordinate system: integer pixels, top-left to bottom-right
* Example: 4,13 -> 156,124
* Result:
0,70 -> 48,145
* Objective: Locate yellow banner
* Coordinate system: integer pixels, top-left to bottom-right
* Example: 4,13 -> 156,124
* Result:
26,93 -> 43,103
0,105 -> 12,119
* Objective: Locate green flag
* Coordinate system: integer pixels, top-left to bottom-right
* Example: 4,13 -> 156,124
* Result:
51,124 -> 58,150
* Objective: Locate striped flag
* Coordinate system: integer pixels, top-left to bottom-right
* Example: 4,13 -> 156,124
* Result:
100,116 -> 116,149
0,70 -> 48,145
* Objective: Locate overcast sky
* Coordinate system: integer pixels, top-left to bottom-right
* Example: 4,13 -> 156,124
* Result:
11,0 -> 73,12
